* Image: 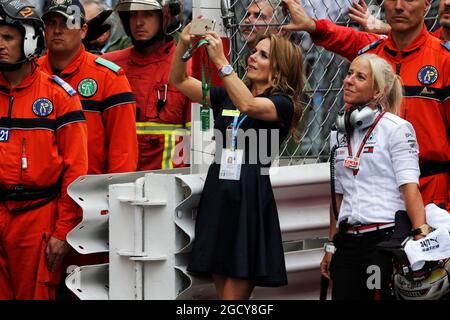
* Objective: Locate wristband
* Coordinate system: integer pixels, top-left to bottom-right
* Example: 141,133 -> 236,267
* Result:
323,242 -> 336,254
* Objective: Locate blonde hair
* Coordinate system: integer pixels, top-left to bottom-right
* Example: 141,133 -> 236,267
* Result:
247,33 -> 304,141
353,53 -> 403,115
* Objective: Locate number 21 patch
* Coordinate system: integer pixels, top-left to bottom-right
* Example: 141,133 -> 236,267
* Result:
0,128 -> 10,142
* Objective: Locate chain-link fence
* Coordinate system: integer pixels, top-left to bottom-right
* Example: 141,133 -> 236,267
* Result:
220,0 -> 440,165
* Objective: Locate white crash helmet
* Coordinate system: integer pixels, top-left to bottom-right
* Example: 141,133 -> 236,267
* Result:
0,0 -> 45,62
394,259 -> 450,300
115,0 -> 181,36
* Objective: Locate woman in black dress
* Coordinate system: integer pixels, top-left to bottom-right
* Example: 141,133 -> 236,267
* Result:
170,25 -> 304,299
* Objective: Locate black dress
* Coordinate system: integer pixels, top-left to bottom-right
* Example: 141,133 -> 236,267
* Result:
187,87 -> 293,287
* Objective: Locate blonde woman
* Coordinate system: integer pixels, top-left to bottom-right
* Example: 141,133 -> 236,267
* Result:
321,53 -> 427,300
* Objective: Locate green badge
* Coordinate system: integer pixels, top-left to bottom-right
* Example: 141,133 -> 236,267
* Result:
200,107 -> 210,131
78,78 -> 98,98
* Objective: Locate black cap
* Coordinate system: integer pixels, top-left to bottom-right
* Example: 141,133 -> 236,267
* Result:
42,0 -> 86,24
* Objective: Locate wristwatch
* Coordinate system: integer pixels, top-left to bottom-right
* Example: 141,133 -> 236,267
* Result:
410,224 -> 433,237
218,64 -> 234,78
323,241 -> 336,254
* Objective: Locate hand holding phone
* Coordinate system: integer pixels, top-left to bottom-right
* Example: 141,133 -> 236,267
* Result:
189,18 -> 216,35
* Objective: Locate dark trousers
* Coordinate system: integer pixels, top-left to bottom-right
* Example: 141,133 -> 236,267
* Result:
330,228 -> 395,300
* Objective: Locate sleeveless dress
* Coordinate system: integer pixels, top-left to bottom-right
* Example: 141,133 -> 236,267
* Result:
187,87 -> 293,287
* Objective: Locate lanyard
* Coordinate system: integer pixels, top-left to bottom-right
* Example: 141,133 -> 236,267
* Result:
201,48 -> 212,107
231,114 -> 248,151
182,38 -> 208,62
346,110 -> 386,176
182,39 -> 210,106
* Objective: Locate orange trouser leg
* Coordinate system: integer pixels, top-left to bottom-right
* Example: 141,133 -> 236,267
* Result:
0,200 -> 61,300
0,213 -> 13,299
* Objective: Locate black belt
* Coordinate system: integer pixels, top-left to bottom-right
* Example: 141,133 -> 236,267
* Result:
419,161 -> 450,178
338,219 -> 394,236
0,183 -> 60,213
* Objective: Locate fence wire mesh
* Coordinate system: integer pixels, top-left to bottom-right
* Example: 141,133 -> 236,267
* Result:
221,0 -> 440,165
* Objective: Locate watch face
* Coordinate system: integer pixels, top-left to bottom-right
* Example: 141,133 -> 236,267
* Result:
223,65 -> 233,74
221,65 -> 233,76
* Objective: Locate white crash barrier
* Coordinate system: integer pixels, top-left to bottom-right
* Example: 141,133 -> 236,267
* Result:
65,264 -> 109,300
66,168 -> 189,255
66,163 -> 332,300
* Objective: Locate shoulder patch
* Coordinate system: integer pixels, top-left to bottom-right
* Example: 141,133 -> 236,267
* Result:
441,41 -> 450,52
357,38 -> 384,56
95,57 -> 121,73
51,75 -> 76,97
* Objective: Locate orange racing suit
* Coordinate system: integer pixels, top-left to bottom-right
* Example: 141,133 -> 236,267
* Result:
39,46 -> 138,174
0,65 -> 88,299
311,20 -> 450,208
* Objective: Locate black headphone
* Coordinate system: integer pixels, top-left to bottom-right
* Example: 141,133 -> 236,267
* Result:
335,105 -> 380,134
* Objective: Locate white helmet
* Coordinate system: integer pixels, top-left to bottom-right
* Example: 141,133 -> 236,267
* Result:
394,259 -> 450,300
0,0 -> 45,65
116,0 -> 162,12
115,0 -> 181,36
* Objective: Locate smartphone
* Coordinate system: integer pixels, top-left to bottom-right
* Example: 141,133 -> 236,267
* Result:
189,18 -> 216,35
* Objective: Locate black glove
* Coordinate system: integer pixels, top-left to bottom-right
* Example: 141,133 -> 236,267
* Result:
83,9 -> 113,48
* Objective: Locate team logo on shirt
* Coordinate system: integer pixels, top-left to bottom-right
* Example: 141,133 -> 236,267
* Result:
365,133 -> 376,145
417,66 -> 438,85
78,78 -> 98,98
32,98 -> 53,117
338,135 -> 347,146
363,146 -> 375,153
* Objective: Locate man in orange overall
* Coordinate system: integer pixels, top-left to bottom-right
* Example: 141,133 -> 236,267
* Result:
103,0 -> 190,170
348,0 -> 450,41
283,0 -> 449,209
40,0 -> 138,175
434,0 -> 450,210
0,0 -> 88,299
38,0 -> 138,297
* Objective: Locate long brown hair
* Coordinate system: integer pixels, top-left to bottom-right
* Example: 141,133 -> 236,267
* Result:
247,34 -> 305,141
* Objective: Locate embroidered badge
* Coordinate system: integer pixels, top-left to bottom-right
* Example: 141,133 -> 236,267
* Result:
418,66 -> 438,85
78,78 -> 98,98
0,128 -> 10,142
363,146 -> 375,153
33,98 -> 54,117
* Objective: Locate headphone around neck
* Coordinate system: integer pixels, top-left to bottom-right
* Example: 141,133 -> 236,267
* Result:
335,105 -> 380,134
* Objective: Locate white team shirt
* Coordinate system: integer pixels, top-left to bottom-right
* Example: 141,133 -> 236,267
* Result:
330,112 -> 420,226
